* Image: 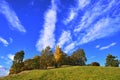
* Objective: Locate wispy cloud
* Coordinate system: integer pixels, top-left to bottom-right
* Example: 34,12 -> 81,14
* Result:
63,0 -> 120,53
74,0 -> 116,32
64,0 -> 90,24
100,42 -> 116,50
9,37 -> 13,43
96,45 -> 100,48
0,0 -> 26,33
64,9 -> 76,24
77,0 -> 90,9
0,65 -> 9,77
0,37 -> 9,46
36,0 -> 57,51
57,30 -> 71,47
79,17 -> 120,44
64,42 -> 76,53
7,54 -> 14,61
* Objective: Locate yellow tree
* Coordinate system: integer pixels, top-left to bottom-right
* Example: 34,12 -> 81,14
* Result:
54,45 -> 62,67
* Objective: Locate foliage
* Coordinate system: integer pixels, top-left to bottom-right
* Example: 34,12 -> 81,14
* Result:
9,50 -> 24,74
2,66 -> 120,80
91,62 -> 100,66
40,46 -> 54,69
71,49 -> 87,66
105,54 -> 119,67
54,46 -> 62,67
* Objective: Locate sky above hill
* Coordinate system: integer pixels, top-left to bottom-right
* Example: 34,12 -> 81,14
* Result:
0,0 -> 120,77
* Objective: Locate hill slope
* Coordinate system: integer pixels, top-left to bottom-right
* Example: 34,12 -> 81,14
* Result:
0,66 -> 120,80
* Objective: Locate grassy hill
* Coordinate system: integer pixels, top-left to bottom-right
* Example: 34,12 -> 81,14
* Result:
0,66 -> 120,80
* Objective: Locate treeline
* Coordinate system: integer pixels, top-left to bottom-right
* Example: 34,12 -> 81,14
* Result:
9,46 -> 120,74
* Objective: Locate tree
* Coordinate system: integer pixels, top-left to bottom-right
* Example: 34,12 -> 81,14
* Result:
9,50 -> 24,74
54,45 -> 62,68
40,46 -> 54,69
71,48 -> 87,66
105,54 -> 119,67
91,62 -> 100,66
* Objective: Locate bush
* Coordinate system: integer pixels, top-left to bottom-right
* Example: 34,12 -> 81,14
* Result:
91,62 -> 100,66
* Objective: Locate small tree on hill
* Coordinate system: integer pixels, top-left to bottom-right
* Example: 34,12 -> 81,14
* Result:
9,50 -> 24,74
105,54 -> 119,67
91,62 -> 100,66
40,46 -> 54,69
71,48 -> 87,66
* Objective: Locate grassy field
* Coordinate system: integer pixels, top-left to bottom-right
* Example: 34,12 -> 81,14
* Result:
0,66 -> 120,80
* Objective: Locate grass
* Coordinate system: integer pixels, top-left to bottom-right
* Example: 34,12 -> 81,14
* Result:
0,66 -> 120,80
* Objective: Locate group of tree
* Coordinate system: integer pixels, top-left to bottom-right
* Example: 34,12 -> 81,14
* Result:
9,46 -> 120,74
9,46 -> 87,74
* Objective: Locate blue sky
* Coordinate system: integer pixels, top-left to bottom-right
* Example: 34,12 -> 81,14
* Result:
0,0 -> 120,76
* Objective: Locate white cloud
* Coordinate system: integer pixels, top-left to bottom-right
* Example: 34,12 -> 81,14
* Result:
79,17 -> 120,44
0,0 -> 26,33
64,0 -> 90,25
0,37 -> 9,46
8,54 -> 14,61
74,0 -> 116,32
57,30 -> 71,47
78,0 -> 90,9
36,0 -> 57,51
96,45 -> 100,48
0,65 -> 9,77
100,42 -> 116,50
64,42 -> 76,53
64,9 -> 76,24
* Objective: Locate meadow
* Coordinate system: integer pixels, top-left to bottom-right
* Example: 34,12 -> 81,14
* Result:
0,66 -> 120,80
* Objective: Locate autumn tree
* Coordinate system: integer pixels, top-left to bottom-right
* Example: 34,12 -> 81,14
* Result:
40,46 -> 54,69
71,48 -> 87,66
105,54 -> 119,67
9,50 -> 24,74
54,45 -> 62,68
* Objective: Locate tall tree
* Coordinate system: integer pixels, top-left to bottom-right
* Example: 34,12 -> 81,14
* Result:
71,48 -> 87,66
40,46 -> 54,69
105,54 -> 119,67
9,50 -> 24,74
54,45 -> 62,67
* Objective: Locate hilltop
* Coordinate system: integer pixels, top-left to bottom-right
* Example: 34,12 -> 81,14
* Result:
0,66 -> 120,80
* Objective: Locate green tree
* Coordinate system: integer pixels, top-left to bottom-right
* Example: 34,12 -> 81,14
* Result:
71,48 -> 87,66
105,54 -> 119,67
40,46 -> 54,69
9,50 -> 24,74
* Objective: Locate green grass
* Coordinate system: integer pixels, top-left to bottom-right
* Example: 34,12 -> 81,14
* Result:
0,66 -> 120,80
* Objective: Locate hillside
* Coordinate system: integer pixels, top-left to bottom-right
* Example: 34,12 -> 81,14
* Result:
0,66 -> 120,80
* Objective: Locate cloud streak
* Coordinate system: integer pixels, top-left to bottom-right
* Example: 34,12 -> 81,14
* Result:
36,0 -> 57,51
0,37 -> 9,46
8,54 -> 14,61
0,66 -> 9,77
64,0 -> 90,24
63,0 -> 120,53
57,30 -> 71,47
100,42 -> 116,50
0,0 -> 26,33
